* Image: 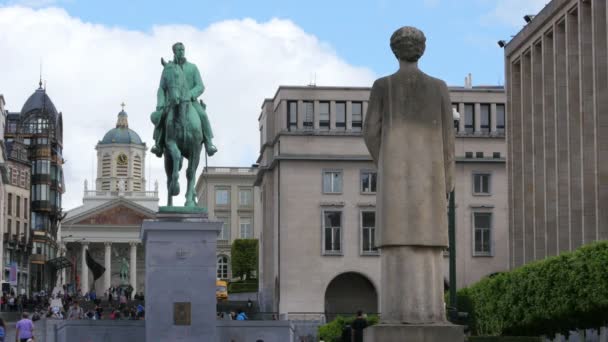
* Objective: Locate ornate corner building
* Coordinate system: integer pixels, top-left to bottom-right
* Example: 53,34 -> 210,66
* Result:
4,82 -> 65,293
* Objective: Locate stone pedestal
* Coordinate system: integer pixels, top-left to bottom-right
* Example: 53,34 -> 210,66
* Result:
364,323 -> 464,342
141,212 -> 221,342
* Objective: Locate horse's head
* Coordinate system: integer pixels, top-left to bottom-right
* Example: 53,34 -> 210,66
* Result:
161,60 -> 189,107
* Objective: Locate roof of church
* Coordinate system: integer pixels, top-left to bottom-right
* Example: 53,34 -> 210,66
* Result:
20,82 -> 59,117
99,109 -> 144,145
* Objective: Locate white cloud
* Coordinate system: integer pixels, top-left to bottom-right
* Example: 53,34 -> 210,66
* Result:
0,6 -> 376,209
481,0 -> 548,27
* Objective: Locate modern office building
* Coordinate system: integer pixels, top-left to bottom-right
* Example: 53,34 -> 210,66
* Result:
255,83 -> 507,317
504,0 -> 608,268
4,82 -> 65,293
195,166 -> 261,280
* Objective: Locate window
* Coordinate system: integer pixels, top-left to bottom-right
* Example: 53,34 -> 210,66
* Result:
496,104 -> 505,133
452,104 -> 459,132
476,152 -> 484,158
133,155 -> 142,180
215,188 -> 230,206
473,173 -> 491,195
465,152 -> 473,158
464,104 -> 474,133
6,219 -> 11,236
32,184 -> 49,201
303,101 -> 313,129
323,211 -> 342,254
361,171 -> 377,193
239,217 -> 253,238
217,216 -> 231,240
16,196 -> 20,218
361,211 -> 378,254
480,104 -> 490,133
7,193 -> 11,215
336,102 -> 346,130
217,255 -> 229,279
319,102 -> 330,130
323,170 -> 342,193
493,152 -> 501,159
101,154 -> 111,181
352,102 -> 363,132
32,212 -> 50,231
23,199 -> 28,219
238,189 -> 252,207
473,212 -> 492,256
288,101 -> 297,131
15,221 -> 19,238
32,160 -> 50,175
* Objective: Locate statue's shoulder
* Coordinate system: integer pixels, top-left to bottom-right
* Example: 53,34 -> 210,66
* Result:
422,72 -> 448,90
372,76 -> 389,89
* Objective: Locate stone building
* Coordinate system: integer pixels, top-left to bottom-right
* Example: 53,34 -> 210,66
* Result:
504,0 -> 608,268
61,107 -> 158,295
0,96 -> 8,287
255,84 -> 507,316
4,82 -> 64,293
3,140 -> 31,294
195,166 -> 261,280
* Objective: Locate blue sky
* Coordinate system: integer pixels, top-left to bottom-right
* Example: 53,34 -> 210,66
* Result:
7,0 -> 546,86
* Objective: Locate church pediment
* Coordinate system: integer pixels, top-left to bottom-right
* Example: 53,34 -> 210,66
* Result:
73,202 -> 154,226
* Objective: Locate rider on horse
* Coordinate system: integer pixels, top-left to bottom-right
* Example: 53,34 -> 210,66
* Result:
151,42 -> 217,157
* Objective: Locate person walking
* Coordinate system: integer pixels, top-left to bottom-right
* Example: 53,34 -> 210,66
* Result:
0,317 -> 5,342
15,312 -> 34,342
351,311 -> 368,342
235,309 -> 248,321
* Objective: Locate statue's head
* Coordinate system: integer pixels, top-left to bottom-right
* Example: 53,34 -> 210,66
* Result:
172,42 -> 185,62
390,26 -> 426,62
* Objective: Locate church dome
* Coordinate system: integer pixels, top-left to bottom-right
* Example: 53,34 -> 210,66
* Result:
21,82 -> 58,117
99,109 -> 144,145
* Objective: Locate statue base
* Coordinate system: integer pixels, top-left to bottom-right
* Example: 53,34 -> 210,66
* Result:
364,323 -> 464,342
158,206 -> 208,214
141,213 -> 221,341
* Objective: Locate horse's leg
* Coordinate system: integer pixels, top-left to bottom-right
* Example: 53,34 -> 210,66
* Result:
166,140 -> 181,197
164,148 -> 173,207
184,144 -> 201,207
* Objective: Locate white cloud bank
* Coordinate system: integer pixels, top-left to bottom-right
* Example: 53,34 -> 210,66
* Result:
0,6 -> 376,209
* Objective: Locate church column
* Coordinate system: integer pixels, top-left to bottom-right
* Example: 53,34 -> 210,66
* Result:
129,242 -> 137,295
104,242 -> 112,292
80,242 -> 89,293
60,242 -> 66,286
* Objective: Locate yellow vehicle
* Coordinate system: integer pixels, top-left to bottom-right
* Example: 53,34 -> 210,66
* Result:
216,280 -> 228,301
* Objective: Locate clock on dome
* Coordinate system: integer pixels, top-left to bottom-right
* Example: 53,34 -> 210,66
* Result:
117,153 -> 128,166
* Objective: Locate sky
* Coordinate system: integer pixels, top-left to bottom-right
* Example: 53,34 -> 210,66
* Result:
0,0 -> 548,209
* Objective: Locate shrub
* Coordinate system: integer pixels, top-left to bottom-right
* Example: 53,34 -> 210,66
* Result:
318,315 -> 378,342
231,239 -> 258,280
456,241 -> 608,337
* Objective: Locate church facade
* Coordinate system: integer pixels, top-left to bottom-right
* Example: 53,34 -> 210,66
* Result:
61,107 -> 158,296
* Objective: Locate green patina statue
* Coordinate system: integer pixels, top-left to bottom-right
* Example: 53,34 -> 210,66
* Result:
151,42 -> 217,208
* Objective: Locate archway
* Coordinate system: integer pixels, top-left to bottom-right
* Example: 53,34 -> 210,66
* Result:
324,272 -> 378,320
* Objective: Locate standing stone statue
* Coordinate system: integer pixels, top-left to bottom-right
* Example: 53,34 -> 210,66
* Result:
150,42 -> 217,208
119,257 -> 129,284
363,26 -> 461,340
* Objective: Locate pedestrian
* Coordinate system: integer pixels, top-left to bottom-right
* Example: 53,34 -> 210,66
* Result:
235,309 -> 248,321
15,312 -> 34,342
351,310 -> 368,342
0,317 -> 5,342
67,301 -> 83,320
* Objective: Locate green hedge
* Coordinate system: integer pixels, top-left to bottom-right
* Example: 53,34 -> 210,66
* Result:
228,279 -> 259,293
318,315 -> 378,342
455,241 -> 608,337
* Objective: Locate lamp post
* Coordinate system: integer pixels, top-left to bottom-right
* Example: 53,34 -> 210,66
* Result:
448,108 -> 460,321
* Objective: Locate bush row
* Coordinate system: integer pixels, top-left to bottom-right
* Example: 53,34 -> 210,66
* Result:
455,241 -> 608,337
318,315 -> 378,342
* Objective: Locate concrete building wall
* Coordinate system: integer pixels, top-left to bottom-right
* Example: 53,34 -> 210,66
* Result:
256,85 -> 508,315
505,0 -> 607,268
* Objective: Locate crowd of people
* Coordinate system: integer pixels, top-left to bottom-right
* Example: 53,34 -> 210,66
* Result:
216,309 -> 248,321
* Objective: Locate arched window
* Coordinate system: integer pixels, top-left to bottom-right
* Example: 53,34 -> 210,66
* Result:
217,255 -> 229,279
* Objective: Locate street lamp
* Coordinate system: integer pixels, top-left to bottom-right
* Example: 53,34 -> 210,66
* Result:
448,109 -> 459,321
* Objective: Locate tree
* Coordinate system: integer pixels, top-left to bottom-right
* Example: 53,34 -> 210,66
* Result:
231,239 -> 258,280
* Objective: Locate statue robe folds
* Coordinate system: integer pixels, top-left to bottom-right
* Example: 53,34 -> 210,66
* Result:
363,70 -> 455,248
